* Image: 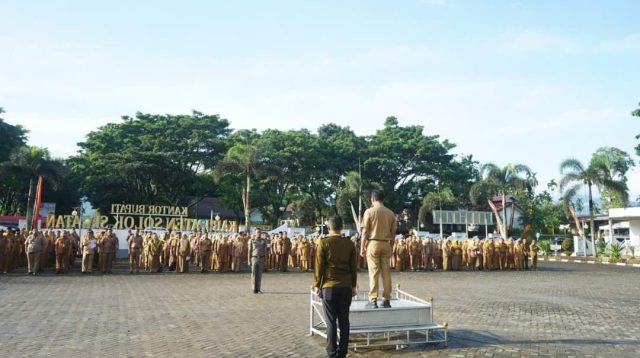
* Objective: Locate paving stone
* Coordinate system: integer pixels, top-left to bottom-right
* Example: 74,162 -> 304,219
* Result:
0,261 -> 638,357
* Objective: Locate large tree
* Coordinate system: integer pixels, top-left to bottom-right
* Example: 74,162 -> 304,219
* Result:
469,163 -> 533,237
71,111 -> 231,212
0,147 -> 63,225
418,186 -> 455,235
363,116 -> 456,212
214,141 -> 265,230
0,107 -> 28,163
559,157 -> 629,256
590,147 -> 635,209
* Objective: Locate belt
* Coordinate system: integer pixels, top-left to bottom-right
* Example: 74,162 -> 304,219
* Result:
251,256 -> 265,258
370,239 -> 390,242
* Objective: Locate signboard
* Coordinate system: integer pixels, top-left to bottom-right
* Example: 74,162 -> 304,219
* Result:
45,203 -> 238,232
38,202 -> 56,217
432,210 -> 494,225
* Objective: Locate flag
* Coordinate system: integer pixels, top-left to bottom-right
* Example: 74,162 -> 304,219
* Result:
32,176 -> 44,229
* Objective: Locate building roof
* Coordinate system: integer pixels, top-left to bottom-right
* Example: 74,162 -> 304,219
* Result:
187,197 -> 243,220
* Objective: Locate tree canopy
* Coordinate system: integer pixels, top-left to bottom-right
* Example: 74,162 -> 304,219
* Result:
70,111 -> 231,212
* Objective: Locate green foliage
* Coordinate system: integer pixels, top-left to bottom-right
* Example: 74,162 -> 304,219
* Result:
0,144 -> 78,227
559,155 -> 630,254
469,162 -> 533,236
561,238 -> 573,255
607,242 -> 625,261
71,111 -> 231,212
0,107 -> 29,163
537,240 -> 550,254
591,147 -> 635,209
362,116 -> 459,212
517,188 -> 569,235
418,187 -> 455,227
596,239 -> 607,257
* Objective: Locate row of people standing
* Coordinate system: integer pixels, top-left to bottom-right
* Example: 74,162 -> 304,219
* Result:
389,235 -> 539,271
0,229 -> 86,275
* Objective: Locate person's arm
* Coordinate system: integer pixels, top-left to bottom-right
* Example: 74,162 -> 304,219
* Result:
390,217 -> 397,248
360,211 -> 370,258
313,241 -> 325,297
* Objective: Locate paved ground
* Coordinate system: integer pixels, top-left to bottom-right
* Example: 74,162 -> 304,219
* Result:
0,261 -> 639,358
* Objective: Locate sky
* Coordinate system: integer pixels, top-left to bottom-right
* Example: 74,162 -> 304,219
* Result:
1,0 -> 639,201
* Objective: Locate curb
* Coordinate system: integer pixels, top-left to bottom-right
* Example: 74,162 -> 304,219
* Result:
538,257 -> 640,268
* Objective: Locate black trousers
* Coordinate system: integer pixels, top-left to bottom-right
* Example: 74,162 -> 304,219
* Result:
322,287 -> 352,358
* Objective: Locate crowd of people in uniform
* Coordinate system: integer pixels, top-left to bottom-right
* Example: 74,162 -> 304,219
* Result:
0,227 -> 539,275
386,234 -> 539,272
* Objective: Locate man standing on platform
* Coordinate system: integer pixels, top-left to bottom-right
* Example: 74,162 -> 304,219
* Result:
314,216 -> 357,358
360,190 -> 396,309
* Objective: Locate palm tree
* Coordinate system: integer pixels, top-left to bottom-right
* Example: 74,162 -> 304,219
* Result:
0,146 -> 63,227
559,158 -> 629,256
469,163 -> 533,238
336,171 -> 381,229
213,144 -> 262,232
418,187 -> 455,237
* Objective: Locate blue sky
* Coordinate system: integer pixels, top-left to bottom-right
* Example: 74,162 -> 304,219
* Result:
1,0 -> 639,200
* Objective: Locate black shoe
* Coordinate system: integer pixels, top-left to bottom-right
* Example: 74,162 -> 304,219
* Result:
253,290 -> 259,294
382,300 -> 392,308
365,300 -> 378,309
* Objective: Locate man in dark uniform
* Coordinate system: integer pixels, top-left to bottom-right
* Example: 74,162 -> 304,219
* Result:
248,228 -> 267,294
314,216 -> 357,358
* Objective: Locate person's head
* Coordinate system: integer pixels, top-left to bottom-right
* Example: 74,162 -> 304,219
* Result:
371,190 -> 384,203
326,216 -> 343,234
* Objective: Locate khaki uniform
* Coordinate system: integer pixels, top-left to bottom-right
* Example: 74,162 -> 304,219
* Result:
514,240 -> 524,270
393,240 -> 407,271
232,238 -> 244,272
54,235 -> 69,273
177,235 -> 190,273
530,240 -> 538,270
25,233 -> 43,274
363,202 -> 396,302
442,239 -> 451,271
409,238 -> 420,271
148,235 -> 162,272
128,233 -> 143,273
81,234 -> 96,273
483,240 -> 493,270
101,233 -> 117,274
199,236 -> 213,273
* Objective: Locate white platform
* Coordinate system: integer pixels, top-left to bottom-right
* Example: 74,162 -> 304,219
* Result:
309,287 -> 447,350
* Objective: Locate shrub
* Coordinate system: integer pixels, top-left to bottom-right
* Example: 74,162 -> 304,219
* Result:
561,238 -> 573,255
608,242 -> 625,261
596,239 -> 606,257
537,240 -> 550,255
